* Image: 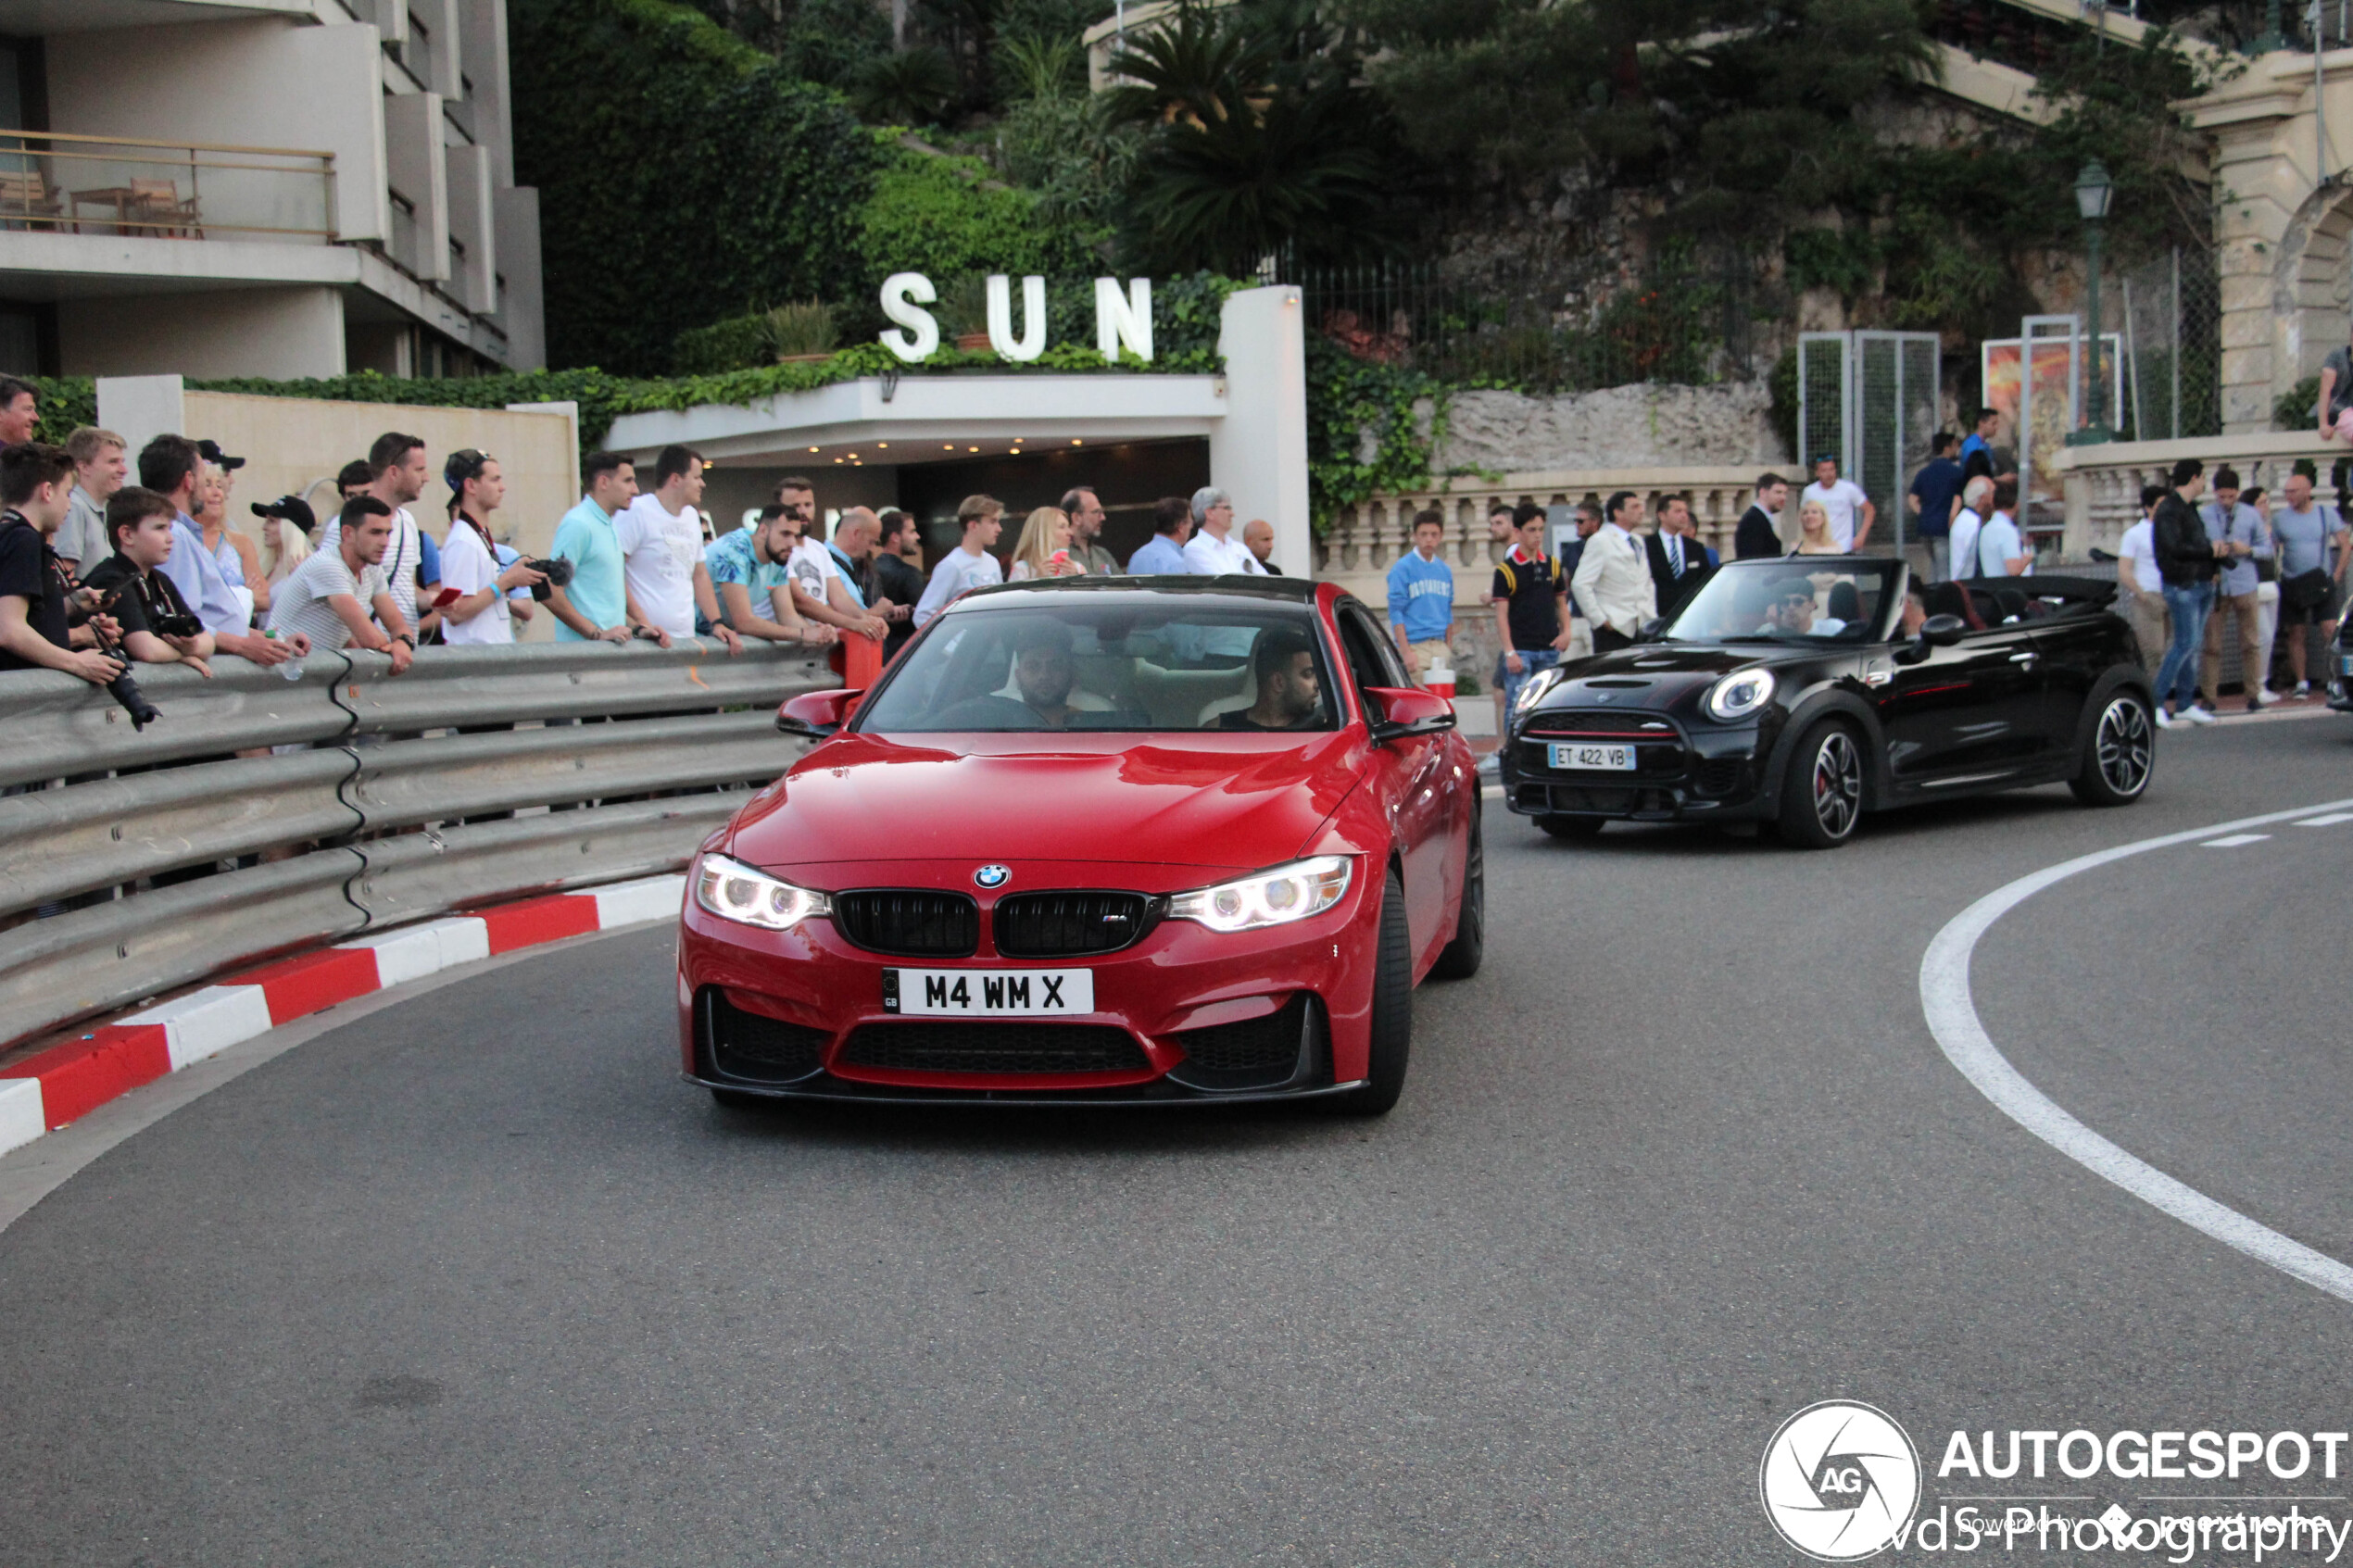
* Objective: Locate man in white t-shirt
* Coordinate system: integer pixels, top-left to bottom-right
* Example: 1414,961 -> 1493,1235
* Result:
914,495 -> 1006,627
267,495 -> 414,672
1947,476 -> 1991,581
1800,456 -> 1875,552
2117,482 -> 2169,676
773,477 -> 887,643
435,449 -> 547,646
615,445 -> 738,650
1180,486 -> 1264,576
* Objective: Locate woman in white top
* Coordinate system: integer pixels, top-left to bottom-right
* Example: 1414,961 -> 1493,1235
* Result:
193,458 -> 269,620
1007,507 -> 1083,581
1791,498 -> 1845,555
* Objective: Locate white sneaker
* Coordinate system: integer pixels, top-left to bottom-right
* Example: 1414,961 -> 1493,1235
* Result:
2296,681 -> 2312,697
2155,707 -> 2174,729
2253,686 -> 2283,706
2183,704 -> 2219,725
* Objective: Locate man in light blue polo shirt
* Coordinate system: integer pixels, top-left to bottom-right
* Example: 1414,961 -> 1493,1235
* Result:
547,451 -> 641,644
1126,495 -> 1192,573
1386,509 -> 1456,684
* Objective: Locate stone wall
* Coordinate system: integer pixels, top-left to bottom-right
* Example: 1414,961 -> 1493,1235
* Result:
1423,383 -> 1786,474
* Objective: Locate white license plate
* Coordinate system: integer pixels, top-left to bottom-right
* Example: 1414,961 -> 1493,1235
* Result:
884,967 -> 1093,1016
1549,742 -> 1637,771
2339,654 -> 2353,676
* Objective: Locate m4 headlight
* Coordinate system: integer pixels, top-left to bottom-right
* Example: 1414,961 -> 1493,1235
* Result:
1168,856 -> 1352,934
693,854 -> 831,931
1705,668 -> 1776,721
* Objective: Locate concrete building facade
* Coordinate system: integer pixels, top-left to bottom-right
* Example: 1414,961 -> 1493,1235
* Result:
0,0 -> 543,382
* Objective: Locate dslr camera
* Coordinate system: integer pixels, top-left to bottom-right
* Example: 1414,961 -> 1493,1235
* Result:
522,555 -> 573,602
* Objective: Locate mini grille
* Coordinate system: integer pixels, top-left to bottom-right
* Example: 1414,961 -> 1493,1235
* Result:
839,1022 -> 1148,1075
993,891 -> 1158,958
1524,710 -> 1677,737
832,890 -> 979,958
704,991 -> 828,1083
1174,996 -> 1306,1074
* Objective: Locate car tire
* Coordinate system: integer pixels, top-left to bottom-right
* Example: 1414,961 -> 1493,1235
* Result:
2069,692 -> 2155,807
1777,719 -> 1865,849
1428,809 -> 1483,981
1535,813 -> 1606,840
1339,866 -> 1413,1116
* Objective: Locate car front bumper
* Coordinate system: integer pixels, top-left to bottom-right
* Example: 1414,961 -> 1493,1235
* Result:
675,859 -> 1383,1104
1497,721 -> 1769,822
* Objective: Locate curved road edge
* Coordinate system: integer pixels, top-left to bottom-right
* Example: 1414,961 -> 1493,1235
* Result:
1919,796 -> 2353,1307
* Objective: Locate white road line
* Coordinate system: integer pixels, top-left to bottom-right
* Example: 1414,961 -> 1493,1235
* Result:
2201,833 -> 2273,847
1919,797 -> 2353,1308
2296,812 -> 2353,827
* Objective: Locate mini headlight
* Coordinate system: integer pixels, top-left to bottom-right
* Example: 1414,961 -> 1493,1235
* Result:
1168,856 -> 1352,934
1513,665 -> 1566,719
1705,668 -> 1776,721
693,854 -> 831,932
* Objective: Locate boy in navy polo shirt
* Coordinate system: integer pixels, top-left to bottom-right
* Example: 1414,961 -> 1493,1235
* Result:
1386,510 -> 1455,684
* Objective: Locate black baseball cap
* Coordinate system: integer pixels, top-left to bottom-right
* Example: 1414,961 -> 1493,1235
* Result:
197,439 -> 245,471
251,495 -> 316,535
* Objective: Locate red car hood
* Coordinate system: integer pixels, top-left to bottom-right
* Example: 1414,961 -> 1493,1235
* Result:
724,730 -> 1368,877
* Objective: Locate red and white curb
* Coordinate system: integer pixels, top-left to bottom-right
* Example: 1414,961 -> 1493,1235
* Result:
0,873 -> 686,1158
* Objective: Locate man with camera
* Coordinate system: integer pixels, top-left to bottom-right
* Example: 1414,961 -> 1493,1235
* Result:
266,496 -> 415,675
0,443 -> 125,685
74,487 -> 216,675
434,449 -> 547,646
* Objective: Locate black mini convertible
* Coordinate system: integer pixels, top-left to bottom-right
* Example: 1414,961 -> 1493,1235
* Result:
1500,558 -> 2157,848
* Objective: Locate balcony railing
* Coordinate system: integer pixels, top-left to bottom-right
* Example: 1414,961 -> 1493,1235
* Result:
0,130 -> 334,243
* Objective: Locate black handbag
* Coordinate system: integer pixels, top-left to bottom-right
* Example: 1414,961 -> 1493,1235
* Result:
2283,566 -> 2333,611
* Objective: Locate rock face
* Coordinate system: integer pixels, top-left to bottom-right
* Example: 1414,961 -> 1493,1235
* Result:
1428,383 -> 1785,472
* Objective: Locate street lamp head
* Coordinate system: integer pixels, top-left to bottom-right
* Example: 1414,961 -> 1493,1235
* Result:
2075,159 -> 2114,221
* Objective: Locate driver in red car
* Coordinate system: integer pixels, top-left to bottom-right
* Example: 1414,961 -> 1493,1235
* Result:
1218,628 -> 1324,731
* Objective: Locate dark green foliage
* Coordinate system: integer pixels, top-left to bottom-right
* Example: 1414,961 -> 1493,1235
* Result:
29,377 -> 97,445
509,0 -> 878,374
852,133 -> 1101,310
686,0 -> 893,84
1108,0 -> 1413,273
674,313 -> 779,373
852,46 -> 961,123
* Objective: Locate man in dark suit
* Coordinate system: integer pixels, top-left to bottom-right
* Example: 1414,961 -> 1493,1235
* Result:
1735,472 -> 1788,559
1644,492 -> 1718,613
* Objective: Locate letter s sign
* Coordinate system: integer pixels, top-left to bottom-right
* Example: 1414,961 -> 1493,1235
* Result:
879,272 -> 938,363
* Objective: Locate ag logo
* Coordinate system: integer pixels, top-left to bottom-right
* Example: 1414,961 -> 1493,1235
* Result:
1759,1400 -> 1920,1562
974,864 -> 1011,889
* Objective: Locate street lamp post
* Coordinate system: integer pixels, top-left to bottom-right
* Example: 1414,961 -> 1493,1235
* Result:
2067,159 -> 2118,447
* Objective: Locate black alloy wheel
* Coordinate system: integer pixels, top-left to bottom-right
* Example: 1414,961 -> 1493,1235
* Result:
1428,809 -> 1483,981
1778,721 -> 1864,848
1339,866 -> 1414,1115
2070,693 -> 2155,807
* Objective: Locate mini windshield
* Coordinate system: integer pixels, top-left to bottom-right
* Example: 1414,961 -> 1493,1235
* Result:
853,600 -> 1340,733
1656,559 -> 1898,644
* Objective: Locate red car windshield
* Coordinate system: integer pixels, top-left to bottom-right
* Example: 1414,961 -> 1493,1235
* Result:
854,604 -> 1341,733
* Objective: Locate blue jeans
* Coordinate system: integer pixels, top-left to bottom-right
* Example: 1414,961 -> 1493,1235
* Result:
1500,647 -> 1561,725
2157,581 -> 2214,709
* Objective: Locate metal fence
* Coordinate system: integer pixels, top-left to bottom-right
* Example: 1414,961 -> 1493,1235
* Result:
2118,245 -> 2223,442
1285,251 -> 1754,392
0,641 -> 834,1051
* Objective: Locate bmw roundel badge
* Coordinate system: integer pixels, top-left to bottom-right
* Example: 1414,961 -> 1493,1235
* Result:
974,864 -> 1011,889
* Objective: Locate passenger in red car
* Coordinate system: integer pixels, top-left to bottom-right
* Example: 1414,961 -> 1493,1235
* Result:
1218,628 -> 1324,732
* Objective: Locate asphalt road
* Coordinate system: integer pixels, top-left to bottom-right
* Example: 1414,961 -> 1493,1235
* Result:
5,711 -> 2353,1565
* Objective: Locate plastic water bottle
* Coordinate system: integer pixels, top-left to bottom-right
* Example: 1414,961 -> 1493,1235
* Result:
269,629 -> 304,682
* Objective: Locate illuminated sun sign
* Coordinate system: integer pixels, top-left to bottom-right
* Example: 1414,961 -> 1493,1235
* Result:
878,273 -> 1153,366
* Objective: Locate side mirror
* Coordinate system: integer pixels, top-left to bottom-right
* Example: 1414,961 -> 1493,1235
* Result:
777,687 -> 862,739
1636,618 -> 1666,642
1921,613 -> 1967,646
1364,685 -> 1457,741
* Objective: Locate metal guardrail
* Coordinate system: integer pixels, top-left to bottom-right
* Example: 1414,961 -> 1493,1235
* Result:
0,641 -> 834,1050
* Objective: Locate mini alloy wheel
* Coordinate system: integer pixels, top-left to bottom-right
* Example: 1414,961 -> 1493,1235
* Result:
1779,721 -> 1863,848
2071,694 -> 2154,807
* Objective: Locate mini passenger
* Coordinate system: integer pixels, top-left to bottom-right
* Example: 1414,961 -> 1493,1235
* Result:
1219,627 -> 1322,731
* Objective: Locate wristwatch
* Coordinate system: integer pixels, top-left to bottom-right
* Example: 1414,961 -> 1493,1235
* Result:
392,633 -> 417,648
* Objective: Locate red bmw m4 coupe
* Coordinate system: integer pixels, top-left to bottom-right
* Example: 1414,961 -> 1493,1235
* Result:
676,575 -> 1481,1113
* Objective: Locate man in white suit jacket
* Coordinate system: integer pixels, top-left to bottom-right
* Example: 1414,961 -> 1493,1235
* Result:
1571,491 -> 1659,653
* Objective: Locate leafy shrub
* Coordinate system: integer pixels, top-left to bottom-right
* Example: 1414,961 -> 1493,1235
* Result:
852,47 -> 959,125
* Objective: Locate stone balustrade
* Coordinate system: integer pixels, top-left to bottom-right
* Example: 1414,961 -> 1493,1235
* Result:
2052,433 -> 2352,558
1314,466 -> 1764,612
